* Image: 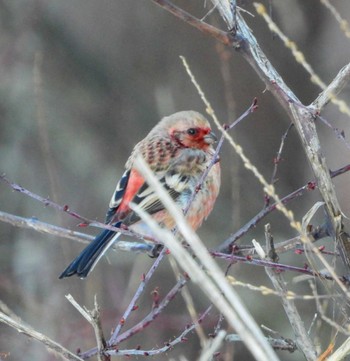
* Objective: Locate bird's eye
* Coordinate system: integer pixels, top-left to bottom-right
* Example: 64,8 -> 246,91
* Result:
187,128 -> 198,136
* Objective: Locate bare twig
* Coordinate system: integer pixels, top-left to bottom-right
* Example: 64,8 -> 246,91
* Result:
104,306 -> 212,357
269,123 -> 294,188
312,62 -> 350,111
198,330 -> 226,361
216,0 -> 350,271
81,278 -> 197,359
66,295 -> 109,361
0,210 -> 92,243
225,333 -> 297,352
113,278 -> 187,345
262,225 -> 317,360
0,210 -> 154,253
237,6 -> 349,274
151,0 -> 234,46
0,174 -> 91,223
169,256 -> 208,346
108,247 -> 167,344
92,297 -> 109,361
316,114 -> 350,151
0,174 -> 157,243
212,252 -> 339,282
0,311 -> 83,361
0,300 -> 22,323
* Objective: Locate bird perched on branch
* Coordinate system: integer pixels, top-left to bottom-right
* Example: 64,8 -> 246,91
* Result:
59,111 -> 221,279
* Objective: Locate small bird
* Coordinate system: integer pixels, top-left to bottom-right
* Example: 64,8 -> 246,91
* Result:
59,111 -> 221,279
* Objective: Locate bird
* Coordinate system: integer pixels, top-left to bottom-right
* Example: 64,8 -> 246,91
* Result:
59,111 -> 221,279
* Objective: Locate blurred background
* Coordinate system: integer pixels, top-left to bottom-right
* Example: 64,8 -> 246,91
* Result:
1,1 -> 350,360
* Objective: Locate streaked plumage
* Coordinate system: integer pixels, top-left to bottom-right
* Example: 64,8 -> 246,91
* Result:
59,111 -> 221,279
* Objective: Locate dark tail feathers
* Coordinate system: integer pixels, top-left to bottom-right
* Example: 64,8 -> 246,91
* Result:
59,222 -> 121,279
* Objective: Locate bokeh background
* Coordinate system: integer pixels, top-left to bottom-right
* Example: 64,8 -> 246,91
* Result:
1,1 -> 350,360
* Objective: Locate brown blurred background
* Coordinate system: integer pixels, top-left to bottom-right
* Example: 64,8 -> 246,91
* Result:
1,1 -> 350,360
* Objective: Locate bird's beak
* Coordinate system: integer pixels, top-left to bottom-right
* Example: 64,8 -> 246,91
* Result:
204,131 -> 217,144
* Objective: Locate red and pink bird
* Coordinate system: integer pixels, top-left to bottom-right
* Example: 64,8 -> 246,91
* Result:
59,111 -> 221,279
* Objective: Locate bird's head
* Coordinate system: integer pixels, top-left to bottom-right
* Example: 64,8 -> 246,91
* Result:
157,111 -> 217,150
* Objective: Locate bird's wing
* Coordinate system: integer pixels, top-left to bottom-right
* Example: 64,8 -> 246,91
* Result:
105,169 -> 131,223
105,144 -> 204,225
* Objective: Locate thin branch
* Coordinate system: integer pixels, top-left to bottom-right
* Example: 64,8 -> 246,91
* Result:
0,311 -> 83,361
0,174 -> 157,243
112,278 -> 187,345
212,252 -> 340,283
269,123 -> 294,188
225,334 -> 297,353
235,6 -> 348,272
232,223 -> 333,257
92,297 -> 109,361
312,62 -> 350,111
169,256 -> 208,346
66,295 -> 109,361
108,247 -> 167,344
151,0 -> 234,46
198,330 -> 226,361
0,210 -> 154,253
0,210 -> 92,244
317,113 -> 350,150
262,224 -> 317,360
0,300 -> 22,323
104,306 -> 212,357
80,278 -> 193,359
0,174 -> 90,224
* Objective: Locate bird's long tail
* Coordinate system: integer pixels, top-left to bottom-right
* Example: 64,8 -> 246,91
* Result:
59,222 -> 121,279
